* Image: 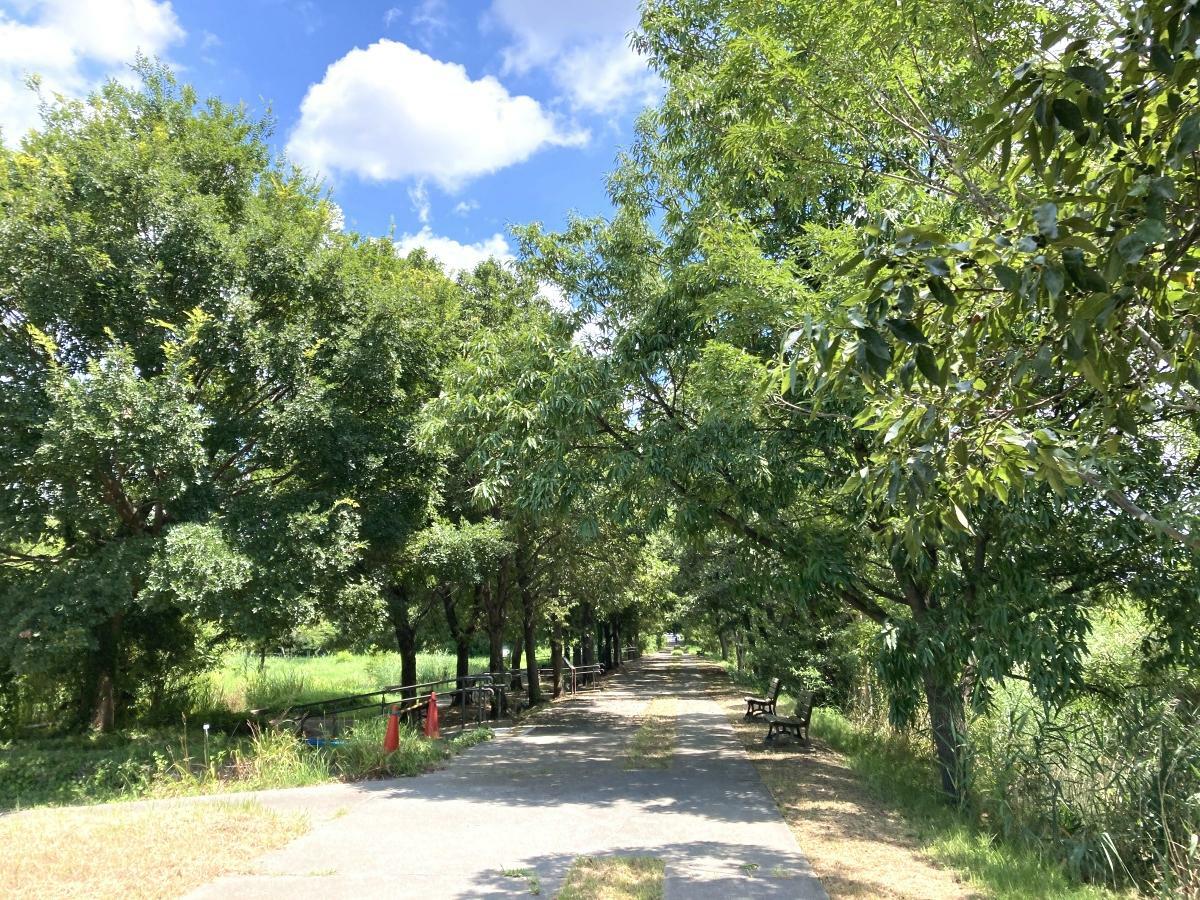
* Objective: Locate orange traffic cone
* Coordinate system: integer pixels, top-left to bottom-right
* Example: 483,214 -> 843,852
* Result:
423,691 -> 439,738
383,705 -> 400,753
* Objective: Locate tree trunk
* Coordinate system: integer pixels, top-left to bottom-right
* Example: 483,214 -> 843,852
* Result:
522,613 -> 541,704
514,537 -> 542,704
511,634 -> 523,675
486,564 -> 513,717
484,574 -> 506,676
600,620 -> 612,669
456,641 -> 471,706
87,614 -> 122,732
718,631 -> 730,661
891,555 -> 970,805
581,603 -> 595,666
384,583 -> 418,699
444,585 -> 478,706
551,621 -> 564,699
923,669 -> 969,804
400,642 -> 418,698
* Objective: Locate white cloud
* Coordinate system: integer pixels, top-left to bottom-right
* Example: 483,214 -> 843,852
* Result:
395,230 -> 582,329
395,226 -> 512,274
386,0 -> 447,47
557,40 -> 661,114
287,40 -> 588,188
408,179 -> 431,223
453,199 -> 479,216
488,0 -> 659,113
410,0 -> 447,44
0,0 -> 184,144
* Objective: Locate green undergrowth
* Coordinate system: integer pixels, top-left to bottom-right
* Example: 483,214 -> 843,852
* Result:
0,719 -> 492,811
720,664 -> 1124,900
810,708 -> 1120,900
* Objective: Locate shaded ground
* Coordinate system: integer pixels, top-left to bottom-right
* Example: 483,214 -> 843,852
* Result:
700,659 -> 980,899
186,652 -> 827,898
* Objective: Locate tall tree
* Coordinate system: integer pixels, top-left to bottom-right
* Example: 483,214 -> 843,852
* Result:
0,68 -> 403,729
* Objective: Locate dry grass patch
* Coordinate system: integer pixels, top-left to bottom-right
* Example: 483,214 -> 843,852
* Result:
2,799 -> 308,899
557,856 -> 665,900
623,696 -> 677,769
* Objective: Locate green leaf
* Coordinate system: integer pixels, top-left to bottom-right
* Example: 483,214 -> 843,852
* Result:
952,503 -> 973,533
927,278 -> 956,305
915,346 -> 944,386
924,257 -> 951,277
884,317 -> 928,345
857,328 -> 892,376
1115,218 -> 1166,264
1052,98 -> 1084,131
1150,43 -> 1175,74
1066,65 -> 1108,94
993,265 -> 1022,294
1062,249 -> 1108,293
1043,265 -> 1065,300
835,251 -> 865,276
1170,113 -> 1200,165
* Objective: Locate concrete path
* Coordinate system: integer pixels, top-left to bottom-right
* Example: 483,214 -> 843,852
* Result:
189,653 -> 827,899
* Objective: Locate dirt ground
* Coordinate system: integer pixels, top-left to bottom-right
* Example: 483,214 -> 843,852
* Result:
699,660 -> 981,900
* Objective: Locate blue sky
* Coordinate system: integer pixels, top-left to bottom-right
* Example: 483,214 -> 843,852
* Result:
0,0 -> 658,270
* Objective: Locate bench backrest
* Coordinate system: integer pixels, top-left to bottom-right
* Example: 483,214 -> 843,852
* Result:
768,677 -> 782,700
793,691 -> 814,725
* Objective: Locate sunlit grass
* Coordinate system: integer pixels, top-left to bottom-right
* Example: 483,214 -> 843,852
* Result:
1,718 -> 494,811
624,697 -> 677,769
557,856 -> 665,900
205,650 -> 491,714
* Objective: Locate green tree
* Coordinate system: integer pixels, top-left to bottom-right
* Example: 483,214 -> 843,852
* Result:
487,0 -> 1197,803
0,68 -> 375,730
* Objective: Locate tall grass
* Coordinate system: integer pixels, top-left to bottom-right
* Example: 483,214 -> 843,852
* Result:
809,706 -> 1120,900
1,717 -> 494,810
809,663 -> 1198,895
971,688 -> 1200,895
2,649 -> 497,811
203,650 -> 490,716
161,718 -> 494,794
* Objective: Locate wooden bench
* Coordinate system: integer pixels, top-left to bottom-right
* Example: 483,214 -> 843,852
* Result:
744,677 -> 782,718
764,693 -> 813,744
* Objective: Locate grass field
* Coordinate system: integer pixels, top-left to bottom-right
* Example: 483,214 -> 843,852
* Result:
1,650 -> 496,811
203,650 -> 492,714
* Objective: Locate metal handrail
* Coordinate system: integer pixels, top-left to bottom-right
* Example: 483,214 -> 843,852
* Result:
278,653 -> 613,737
287,683 -> 495,736
284,674 -> 495,724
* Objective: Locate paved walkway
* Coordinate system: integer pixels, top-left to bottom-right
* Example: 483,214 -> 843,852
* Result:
189,653 -> 827,899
